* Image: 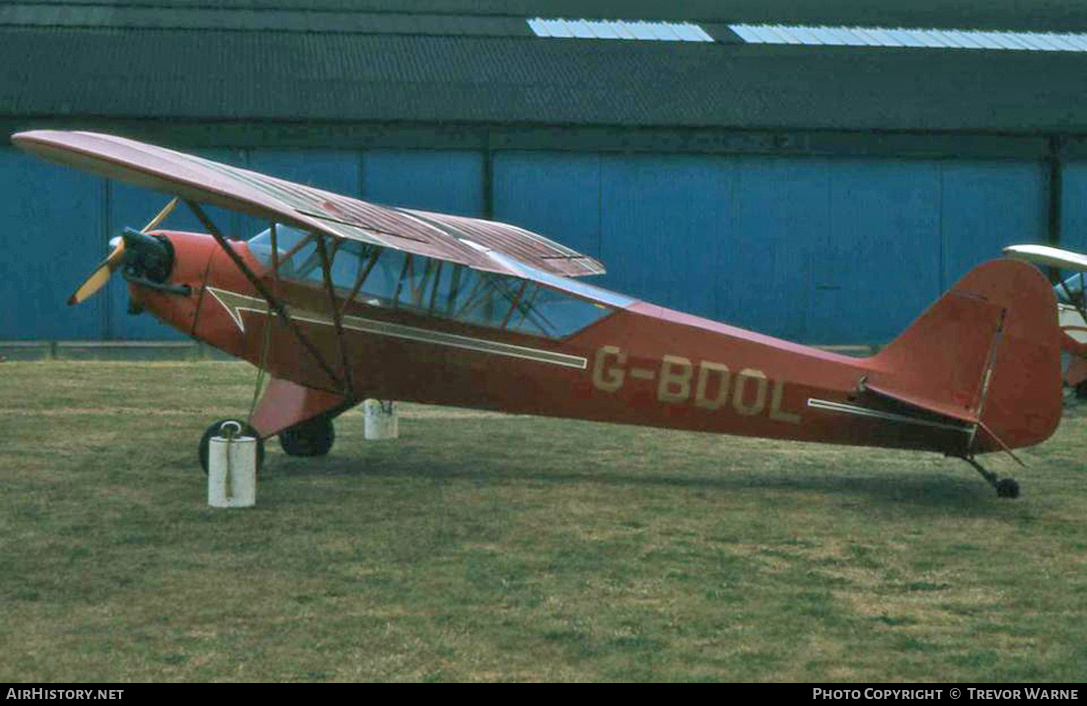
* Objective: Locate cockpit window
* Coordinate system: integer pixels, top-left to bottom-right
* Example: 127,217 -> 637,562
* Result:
248,225 -> 618,338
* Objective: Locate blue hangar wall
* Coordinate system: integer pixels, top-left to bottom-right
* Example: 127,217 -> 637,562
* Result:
0,146 -> 1065,344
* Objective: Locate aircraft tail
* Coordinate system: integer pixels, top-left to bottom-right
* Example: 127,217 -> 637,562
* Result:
866,259 -> 1063,453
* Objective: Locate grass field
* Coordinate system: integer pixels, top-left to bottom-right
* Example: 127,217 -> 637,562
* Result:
1,361 -> 1085,682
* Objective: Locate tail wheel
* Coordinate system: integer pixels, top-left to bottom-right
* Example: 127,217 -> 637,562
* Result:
199,419 -> 265,475
995,478 -> 1021,499
279,416 -> 335,457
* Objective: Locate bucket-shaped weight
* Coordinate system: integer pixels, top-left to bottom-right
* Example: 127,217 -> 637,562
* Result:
363,399 -> 399,440
208,422 -> 257,508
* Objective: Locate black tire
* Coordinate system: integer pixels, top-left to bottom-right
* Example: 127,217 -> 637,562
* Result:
996,477 -> 1020,499
279,416 -> 335,457
199,418 -> 265,475
1076,381 -> 1087,399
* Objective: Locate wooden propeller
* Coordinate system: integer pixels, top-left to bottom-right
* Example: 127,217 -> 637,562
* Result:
67,198 -> 178,306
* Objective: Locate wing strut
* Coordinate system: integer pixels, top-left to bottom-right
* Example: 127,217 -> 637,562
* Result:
269,222 -> 281,291
185,200 -> 346,392
315,234 -> 356,397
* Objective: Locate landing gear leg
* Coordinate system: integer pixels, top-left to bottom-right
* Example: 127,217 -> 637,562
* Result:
961,456 -> 1020,498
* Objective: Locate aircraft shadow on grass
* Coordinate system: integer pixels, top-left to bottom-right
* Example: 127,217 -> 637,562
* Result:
271,453 -> 1005,515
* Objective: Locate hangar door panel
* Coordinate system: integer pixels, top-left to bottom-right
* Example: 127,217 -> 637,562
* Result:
599,155 -> 736,321
808,160 -> 942,345
940,161 -> 1046,288
729,157 -> 828,341
363,150 -> 484,217
1061,163 -> 1087,254
491,151 -> 601,261
492,154 -> 1043,346
0,149 -> 104,340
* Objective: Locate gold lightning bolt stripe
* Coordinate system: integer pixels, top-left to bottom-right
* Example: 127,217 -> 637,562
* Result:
205,287 -> 588,369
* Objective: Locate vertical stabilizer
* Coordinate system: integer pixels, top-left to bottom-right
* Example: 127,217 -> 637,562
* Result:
868,260 -> 1062,452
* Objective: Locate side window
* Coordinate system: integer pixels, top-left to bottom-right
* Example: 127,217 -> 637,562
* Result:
356,249 -> 405,305
249,226 -> 616,338
455,272 -> 521,328
327,240 -> 368,291
513,287 -> 614,338
396,255 -> 438,309
366,255 -> 613,337
284,239 -> 317,280
506,284 -> 553,337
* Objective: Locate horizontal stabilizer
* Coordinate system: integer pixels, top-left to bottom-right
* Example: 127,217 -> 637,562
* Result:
863,379 -> 977,425
862,381 -> 1024,465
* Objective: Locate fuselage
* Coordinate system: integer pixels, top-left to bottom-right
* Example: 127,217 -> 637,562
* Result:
130,229 -> 984,455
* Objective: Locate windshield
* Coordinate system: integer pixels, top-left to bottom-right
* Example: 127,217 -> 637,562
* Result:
247,225 -> 617,339
248,225 -> 372,286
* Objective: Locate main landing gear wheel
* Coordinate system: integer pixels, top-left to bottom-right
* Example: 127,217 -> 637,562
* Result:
279,416 -> 335,457
199,419 -> 265,475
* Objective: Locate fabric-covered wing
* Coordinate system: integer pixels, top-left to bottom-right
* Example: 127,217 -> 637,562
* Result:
1003,244 -> 1087,273
11,130 -> 605,278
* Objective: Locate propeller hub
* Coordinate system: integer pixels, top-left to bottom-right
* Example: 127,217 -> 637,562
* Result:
121,228 -> 174,283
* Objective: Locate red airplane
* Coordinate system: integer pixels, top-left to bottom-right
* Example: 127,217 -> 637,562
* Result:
13,131 -> 1065,498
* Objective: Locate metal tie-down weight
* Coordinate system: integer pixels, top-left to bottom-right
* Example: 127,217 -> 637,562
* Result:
363,400 -> 399,440
208,421 -> 257,508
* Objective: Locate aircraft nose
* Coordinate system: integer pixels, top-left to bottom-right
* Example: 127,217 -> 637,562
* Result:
67,198 -> 180,306
158,231 -> 218,285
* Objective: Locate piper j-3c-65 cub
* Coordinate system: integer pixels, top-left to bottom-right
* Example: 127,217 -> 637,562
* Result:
14,131 -> 1065,498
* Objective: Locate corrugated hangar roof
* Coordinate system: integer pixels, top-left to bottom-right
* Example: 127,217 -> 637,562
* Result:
3,2 -> 1087,134
11,1 -> 1087,33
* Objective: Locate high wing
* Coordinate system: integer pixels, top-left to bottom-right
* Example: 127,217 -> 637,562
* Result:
11,130 -> 605,279
1003,244 -> 1087,273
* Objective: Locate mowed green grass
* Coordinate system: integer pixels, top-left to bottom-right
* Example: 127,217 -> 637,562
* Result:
1,361 -> 1085,682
